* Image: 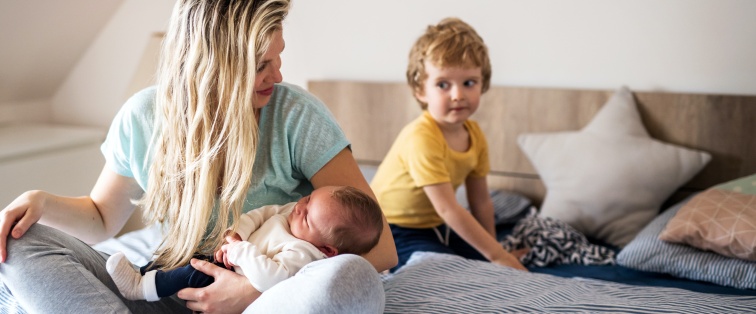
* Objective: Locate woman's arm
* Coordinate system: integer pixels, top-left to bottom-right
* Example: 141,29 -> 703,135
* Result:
0,166 -> 141,261
465,176 -> 496,237
423,182 -> 526,271
180,148 -> 398,313
310,148 -> 398,272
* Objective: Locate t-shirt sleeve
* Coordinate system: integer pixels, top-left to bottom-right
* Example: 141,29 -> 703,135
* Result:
100,87 -> 156,187
284,87 -> 350,180
470,123 -> 490,178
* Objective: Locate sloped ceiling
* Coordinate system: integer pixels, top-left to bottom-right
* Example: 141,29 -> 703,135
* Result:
0,0 -> 124,103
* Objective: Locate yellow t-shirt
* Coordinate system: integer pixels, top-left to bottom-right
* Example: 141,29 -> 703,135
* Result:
371,111 -> 490,228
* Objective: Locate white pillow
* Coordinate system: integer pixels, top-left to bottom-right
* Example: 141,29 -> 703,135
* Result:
517,86 -> 711,247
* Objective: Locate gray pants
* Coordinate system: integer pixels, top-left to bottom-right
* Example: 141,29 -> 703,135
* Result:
0,224 -> 385,313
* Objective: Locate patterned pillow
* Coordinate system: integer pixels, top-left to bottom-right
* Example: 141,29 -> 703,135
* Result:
659,174 -> 756,261
501,208 -> 616,267
617,195 -> 756,290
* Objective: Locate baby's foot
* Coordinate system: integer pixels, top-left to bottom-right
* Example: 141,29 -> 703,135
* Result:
106,252 -> 145,300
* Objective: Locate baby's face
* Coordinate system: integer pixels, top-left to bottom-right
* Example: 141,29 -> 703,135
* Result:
288,186 -> 343,246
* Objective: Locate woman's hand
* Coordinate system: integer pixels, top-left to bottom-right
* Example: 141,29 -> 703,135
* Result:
0,190 -> 49,262
179,258 -> 261,314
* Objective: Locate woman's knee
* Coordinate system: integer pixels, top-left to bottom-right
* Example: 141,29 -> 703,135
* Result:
4,224 -> 78,265
300,254 -> 374,277
249,255 -> 385,313
5,224 -> 52,254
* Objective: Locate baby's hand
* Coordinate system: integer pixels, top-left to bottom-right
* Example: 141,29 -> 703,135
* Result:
222,231 -> 243,243
226,232 -> 241,243
214,234 -> 243,269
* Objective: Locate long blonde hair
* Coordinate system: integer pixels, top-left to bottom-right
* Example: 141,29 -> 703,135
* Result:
140,0 -> 290,270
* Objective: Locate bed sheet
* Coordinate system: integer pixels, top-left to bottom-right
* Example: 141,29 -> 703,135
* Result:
382,252 -> 756,314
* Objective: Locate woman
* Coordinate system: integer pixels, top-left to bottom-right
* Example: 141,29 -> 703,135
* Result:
0,0 -> 397,313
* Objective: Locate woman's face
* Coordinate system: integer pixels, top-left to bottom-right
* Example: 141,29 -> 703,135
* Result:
253,30 -> 285,108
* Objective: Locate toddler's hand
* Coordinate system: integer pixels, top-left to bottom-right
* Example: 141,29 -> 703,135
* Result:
491,251 -> 528,272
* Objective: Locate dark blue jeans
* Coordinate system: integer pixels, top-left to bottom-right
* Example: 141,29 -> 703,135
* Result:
141,255 -> 229,298
390,224 -> 486,273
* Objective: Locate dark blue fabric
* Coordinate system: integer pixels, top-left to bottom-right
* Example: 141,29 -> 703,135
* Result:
530,263 -> 756,296
390,224 -> 485,273
141,255 -> 228,298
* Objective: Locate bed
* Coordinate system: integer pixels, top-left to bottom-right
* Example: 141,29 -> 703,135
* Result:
92,81 -> 756,312
308,80 -> 756,312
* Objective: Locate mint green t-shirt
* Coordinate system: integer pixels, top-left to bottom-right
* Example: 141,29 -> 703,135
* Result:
101,82 -> 350,213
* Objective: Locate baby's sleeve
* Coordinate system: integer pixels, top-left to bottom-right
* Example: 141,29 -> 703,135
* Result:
235,204 -> 288,240
226,240 -> 324,292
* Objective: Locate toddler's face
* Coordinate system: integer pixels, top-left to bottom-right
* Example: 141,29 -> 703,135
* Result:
417,61 -> 483,127
288,186 -> 343,247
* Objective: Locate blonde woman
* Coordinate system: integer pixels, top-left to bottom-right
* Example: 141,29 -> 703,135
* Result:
0,0 -> 396,313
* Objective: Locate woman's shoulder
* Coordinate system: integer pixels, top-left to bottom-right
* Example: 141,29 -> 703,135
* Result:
271,82 -> 323,107
119,86 -> 158,122
268,82 -> 334,119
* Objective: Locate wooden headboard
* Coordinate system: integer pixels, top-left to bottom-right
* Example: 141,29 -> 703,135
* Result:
309,80 -> 756,204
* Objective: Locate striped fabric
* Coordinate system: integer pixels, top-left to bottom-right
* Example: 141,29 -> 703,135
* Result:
0,284 -> 23,314
617,196 -> 756,290
382,252 -> 756,314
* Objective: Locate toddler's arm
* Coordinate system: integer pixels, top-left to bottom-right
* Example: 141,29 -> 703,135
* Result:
424,182 -> 527,271
465,176 -> 496,237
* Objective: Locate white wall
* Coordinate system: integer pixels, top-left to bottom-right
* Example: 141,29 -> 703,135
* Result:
282,0 -> 756,95
0,99 -> 51,124
51,0 -> 176,128
52,0 -> 756,128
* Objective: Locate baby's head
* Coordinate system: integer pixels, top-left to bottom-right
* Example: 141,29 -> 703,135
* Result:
288,186 -> 383,257
406,17 -> 491,109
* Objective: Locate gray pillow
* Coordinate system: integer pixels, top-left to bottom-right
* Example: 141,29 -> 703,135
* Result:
616,195 -> 756,290
457,187 -> 531,225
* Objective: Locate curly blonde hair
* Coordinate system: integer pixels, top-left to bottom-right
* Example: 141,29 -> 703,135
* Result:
140,0 -> 290,271
406,17 -> 491,109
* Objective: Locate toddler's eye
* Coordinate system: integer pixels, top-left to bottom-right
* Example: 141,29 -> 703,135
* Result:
436,82 -> 450,89
464,80 -> 477,87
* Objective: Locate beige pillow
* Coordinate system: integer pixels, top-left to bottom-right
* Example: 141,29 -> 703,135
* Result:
659,174 -> 756,261
518,86 -> 712,247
